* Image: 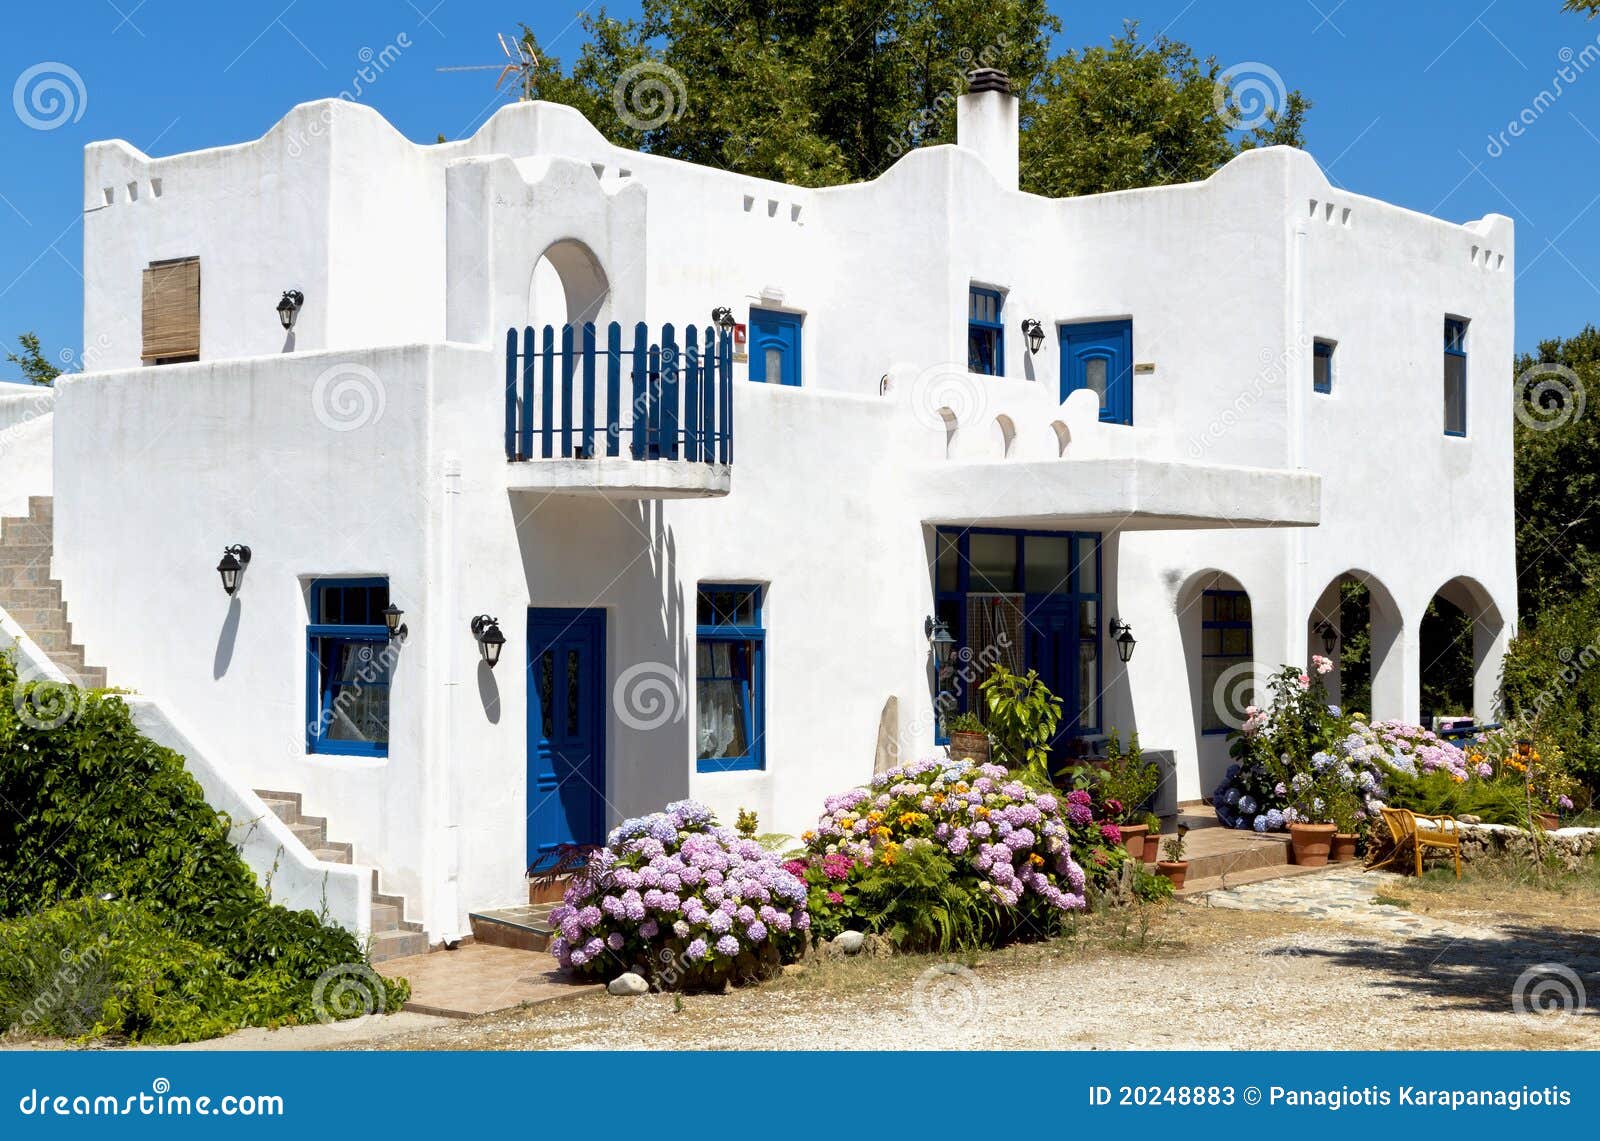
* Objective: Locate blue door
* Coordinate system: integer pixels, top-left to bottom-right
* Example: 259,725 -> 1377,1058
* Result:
1060,320 -> 1133,426
1022,596 -> 1099,771
526,608 -> 606,869
748,308 -> 802,385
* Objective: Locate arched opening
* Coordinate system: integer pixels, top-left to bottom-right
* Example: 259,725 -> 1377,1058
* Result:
1177,570 -> 1254,795
994,414 -> 1017,458
1050,420 -> 1071,456
528,239 -> 610,330
1307,570 -> 1404,721
1423,576 -> 1506,725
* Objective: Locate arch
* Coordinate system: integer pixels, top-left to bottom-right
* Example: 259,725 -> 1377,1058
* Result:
994,414 -> 1017,458
528,238 -> 610,329
1306,569 -> 1406,722
1422,575 -> 1507,724
937,406 -> 959,458
1175,569 -> 1256,796
1050,420 -> 1071,456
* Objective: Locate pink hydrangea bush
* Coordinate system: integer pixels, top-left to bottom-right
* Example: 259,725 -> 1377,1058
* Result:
796,758 -> 1088,946
549,800 -> 808,990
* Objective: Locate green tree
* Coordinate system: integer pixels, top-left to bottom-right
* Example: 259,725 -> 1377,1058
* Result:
518,6 -> 1307,195
1511,326 -> 1600,618
5,333 -> 59,386
1565,1 -> 1599,15
1022,25 -> 1309,197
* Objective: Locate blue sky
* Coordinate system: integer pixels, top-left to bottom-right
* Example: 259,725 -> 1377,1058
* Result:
3,0 -> 1598,382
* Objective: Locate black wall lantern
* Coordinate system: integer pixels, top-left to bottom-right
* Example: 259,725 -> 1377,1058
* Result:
1020,318 -> 1045,355
277,289 -> 304,331
383,604 -> 408,642
711,305 -> 736,332
925,615 -> 956,671
1314,620 -> 1338,657
1108,617 -> 1137,663
216,545 -> 251,597
472,615 -> 506,668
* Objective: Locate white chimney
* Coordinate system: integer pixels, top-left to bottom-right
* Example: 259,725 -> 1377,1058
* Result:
956,68 -> 1019,192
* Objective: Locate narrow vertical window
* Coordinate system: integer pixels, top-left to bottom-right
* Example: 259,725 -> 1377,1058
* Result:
306,578 -> 392,757
967,286 -> 1005,376
1313,339 -> 1335,394
1201,589 -> 1253,734
1444,318 -> 1468,437
696,584 -> 765,771
141,256 -> 201,364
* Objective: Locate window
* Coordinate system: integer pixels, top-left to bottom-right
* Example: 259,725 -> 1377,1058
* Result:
1200,589 -> 1253,734
141,256 -> 200,364
696,584 -> 764,771
1444,317 -> 1468,436
1313,339 -> 1335,394
967,286 -> 1004,376
306,578 -> 392,757
748,308 -> 802,386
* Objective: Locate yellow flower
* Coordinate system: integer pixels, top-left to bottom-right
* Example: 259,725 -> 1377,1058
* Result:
872,826 -> 892,841
880,842 -> 900,866
867,811 -> 884,824
897,811 -> 925,828
839,816 -> 857,831
802,830 -> 815,843
974,806 -> 990,819
1029,853 -> 1045,866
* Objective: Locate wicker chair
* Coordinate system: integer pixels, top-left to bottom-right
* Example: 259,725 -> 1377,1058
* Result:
1373,807 -> 1461,879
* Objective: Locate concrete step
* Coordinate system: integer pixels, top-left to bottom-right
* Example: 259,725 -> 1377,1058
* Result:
0,562 -> 51,588
369,929 -> 430,963
312,843 -> 352,865
289,821 -> 326,848
0,522 -> 52,549
469,906 -> 555,953
26,628 -> 75,654
370,902 -> 401,930
72,666 -> 107,689
256,795 -> 300,825
5,606 -> 67,634
24,496 -> 52,522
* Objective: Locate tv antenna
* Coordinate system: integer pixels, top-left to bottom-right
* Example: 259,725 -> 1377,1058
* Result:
437,32 -> 538,101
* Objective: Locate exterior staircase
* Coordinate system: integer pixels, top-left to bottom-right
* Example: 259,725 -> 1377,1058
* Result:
256,790 -> 429,963
0,496 -> 106,688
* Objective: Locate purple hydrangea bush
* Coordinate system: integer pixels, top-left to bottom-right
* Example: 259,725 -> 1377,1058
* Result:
796,758 -> 1088,945
549,800 -> 808,990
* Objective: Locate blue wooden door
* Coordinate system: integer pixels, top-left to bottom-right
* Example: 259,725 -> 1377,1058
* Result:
526,608 -> 606,869
1023,597 -> 1079,770
748,308 -> 802,386
1060,320 -> 1133,425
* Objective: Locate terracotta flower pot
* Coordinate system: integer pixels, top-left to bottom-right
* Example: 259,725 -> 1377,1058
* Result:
1330,832 -> 1359,863
1143,832 -> 1162,863
1156,860 -> 1188,889
947,730 -> 990,765
1288,822 -> 1337,866
1118,823 -> 1148,858
1535,812 -> 1560,831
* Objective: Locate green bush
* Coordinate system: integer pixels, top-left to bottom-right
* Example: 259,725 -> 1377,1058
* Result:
1500,586 -> 1600,792
0,653 -> 408,1042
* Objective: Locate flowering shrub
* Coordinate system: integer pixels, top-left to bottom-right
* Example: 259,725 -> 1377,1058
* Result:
795,758 -> 1089,948
549,800 -> 808,990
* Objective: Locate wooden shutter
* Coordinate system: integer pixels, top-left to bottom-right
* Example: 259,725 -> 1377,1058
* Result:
141,257 -> 200,362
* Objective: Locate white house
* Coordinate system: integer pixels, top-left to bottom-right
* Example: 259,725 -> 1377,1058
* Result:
0,71 -> 1515,950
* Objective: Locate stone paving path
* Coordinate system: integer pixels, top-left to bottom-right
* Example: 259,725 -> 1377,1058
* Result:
1192,866 -> 1492,939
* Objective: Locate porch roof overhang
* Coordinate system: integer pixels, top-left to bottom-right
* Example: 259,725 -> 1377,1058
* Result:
914,457 -> 1321,531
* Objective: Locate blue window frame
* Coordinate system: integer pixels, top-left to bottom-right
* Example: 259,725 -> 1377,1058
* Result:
968,286 -> 1005,376
1444,317 -> 1468,437
696,584 -> 764,772
932,528 -> 1103,746
1060,319 -> 1134,426
1313,339 -> 1335,394
748,308 -> 802,386
306,577 -> 392,757
1200,589 -> 1253,735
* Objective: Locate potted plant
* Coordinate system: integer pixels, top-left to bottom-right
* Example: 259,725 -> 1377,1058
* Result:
1329,796 -> 1360,863
1097,731 -> 1157,855
945,710 -> 991,765
1142,812 -> 1162,862
1155,825 -> 1190,888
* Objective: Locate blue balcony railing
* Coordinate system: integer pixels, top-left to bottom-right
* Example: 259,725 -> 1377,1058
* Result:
504,322 -> 733,464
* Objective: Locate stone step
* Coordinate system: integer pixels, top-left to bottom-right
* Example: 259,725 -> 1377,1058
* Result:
0,584 -> 63,610
289,821 -> 326,848
312,843 -> 353,864
25,496 -> 52,522
370,902 -> 401,930
257,795 -> 300,825
0,521 -> 52,549
65,665 -> 106,689
369,929 -> 430,963
1174,861 -> 1338,898
5,606 -> 68,635
0,562 -> 51,588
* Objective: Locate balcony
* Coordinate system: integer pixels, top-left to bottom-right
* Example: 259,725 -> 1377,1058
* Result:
503,321 -> 733,499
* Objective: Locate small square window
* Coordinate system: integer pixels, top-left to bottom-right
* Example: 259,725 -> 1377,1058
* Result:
1313,339 -> 1335,394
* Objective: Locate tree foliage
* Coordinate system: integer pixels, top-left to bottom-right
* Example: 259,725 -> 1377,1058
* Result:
516,6 -> 1307,195
5,332 -> 59,386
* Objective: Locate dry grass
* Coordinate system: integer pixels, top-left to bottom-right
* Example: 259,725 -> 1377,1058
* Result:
1377,853 -> 1600,933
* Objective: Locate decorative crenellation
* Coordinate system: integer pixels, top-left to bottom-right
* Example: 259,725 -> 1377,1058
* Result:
1306,197 -> 1353,229
97,178 -> 165,207
742,193 -> 804,224
1467,244 -> 1507,271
